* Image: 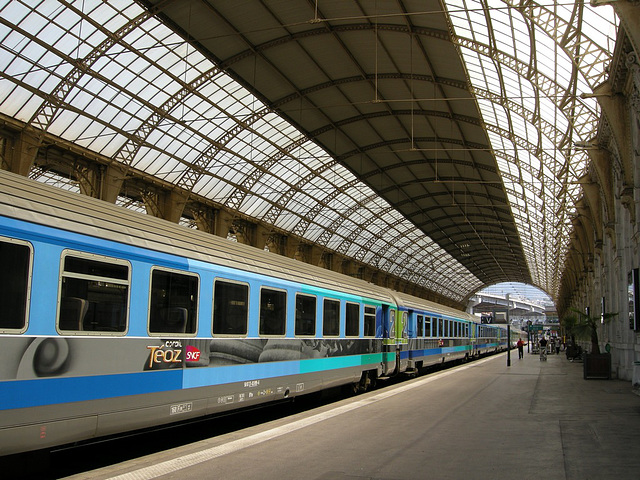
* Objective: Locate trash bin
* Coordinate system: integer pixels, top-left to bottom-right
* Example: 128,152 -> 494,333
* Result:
633,361 -> 640,391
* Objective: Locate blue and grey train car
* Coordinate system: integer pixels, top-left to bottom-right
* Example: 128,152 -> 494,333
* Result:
0,170 -> 407,456
475,323 -> 503,355
476,322 -> 520,354
393,291 -> 478,372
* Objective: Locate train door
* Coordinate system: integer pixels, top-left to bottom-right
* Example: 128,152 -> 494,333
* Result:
396,311 -> 409,372
380,304 -> 409,376
381,306 -> 395,375
470,321 -> 478,358
396,310 -> 408,373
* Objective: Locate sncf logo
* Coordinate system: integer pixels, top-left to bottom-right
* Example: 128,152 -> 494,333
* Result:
186,345 -> 201,362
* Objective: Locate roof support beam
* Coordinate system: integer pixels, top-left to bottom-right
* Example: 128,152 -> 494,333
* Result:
5,129 -> 39,177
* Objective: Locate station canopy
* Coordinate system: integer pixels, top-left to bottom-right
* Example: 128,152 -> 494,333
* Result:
0,1 -> 618,304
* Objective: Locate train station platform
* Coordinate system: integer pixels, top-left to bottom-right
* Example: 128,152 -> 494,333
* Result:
68,349 -> 640,480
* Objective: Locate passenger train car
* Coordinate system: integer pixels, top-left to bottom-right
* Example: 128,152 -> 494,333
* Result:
394,291 -> 512,374
0,169 -> 517,456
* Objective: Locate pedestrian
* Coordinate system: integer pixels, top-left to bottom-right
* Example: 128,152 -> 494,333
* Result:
539,336 -> 548,361
555,338 -> 560,355
516,338 -> 524,359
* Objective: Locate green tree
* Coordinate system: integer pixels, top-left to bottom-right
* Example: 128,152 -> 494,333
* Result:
562,308 -> 617,354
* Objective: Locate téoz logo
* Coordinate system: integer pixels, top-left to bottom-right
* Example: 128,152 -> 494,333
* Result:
186,345 -> 201,362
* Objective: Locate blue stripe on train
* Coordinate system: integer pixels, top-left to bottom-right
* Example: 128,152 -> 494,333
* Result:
408,345 -> 471,357
0,354 -> 385,410
183,353 -> 383,388
182,361 -> 299,389
0,370 -> 183,410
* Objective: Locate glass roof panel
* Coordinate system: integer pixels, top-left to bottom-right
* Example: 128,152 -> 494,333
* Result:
276,213 -> 304,233
196,176 -> 236,204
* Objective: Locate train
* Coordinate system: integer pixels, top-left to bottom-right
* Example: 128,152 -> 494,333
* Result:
0,169 -> 520,456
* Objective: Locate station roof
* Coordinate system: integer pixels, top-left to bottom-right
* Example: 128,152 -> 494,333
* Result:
0,1 -> 618,304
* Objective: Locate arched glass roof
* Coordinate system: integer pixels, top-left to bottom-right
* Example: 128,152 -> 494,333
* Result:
447,0 -> 617,296
0,0 -> 619,304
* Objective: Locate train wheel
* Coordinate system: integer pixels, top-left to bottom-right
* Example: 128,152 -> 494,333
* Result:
344,381 -> 359,396
344,372 -> 367,396
367,371 -> 378,390
357,372 -> 370,393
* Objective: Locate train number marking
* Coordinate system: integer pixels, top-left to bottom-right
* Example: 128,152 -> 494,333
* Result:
170,402 -> 193,415
217,395 -> 235,405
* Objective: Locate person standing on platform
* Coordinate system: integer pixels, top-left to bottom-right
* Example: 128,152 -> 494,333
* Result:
539,336 -> 548,360
516,338 -> 525,359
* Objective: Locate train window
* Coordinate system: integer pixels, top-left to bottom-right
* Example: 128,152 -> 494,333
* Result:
0,238 -> 32,333
213,279 -> 248,335
345,302 -> 359,337
364,305 -> 376,337
58,252 -> 130,334
323,298 -> 340,336
295,294 -> 316,336
416,314 -> 424,337
259,288 -> 286,336
149,268 -> 198,335
425,317 -> 431,337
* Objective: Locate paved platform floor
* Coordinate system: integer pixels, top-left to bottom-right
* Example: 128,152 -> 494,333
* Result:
69,349 -> 640,480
